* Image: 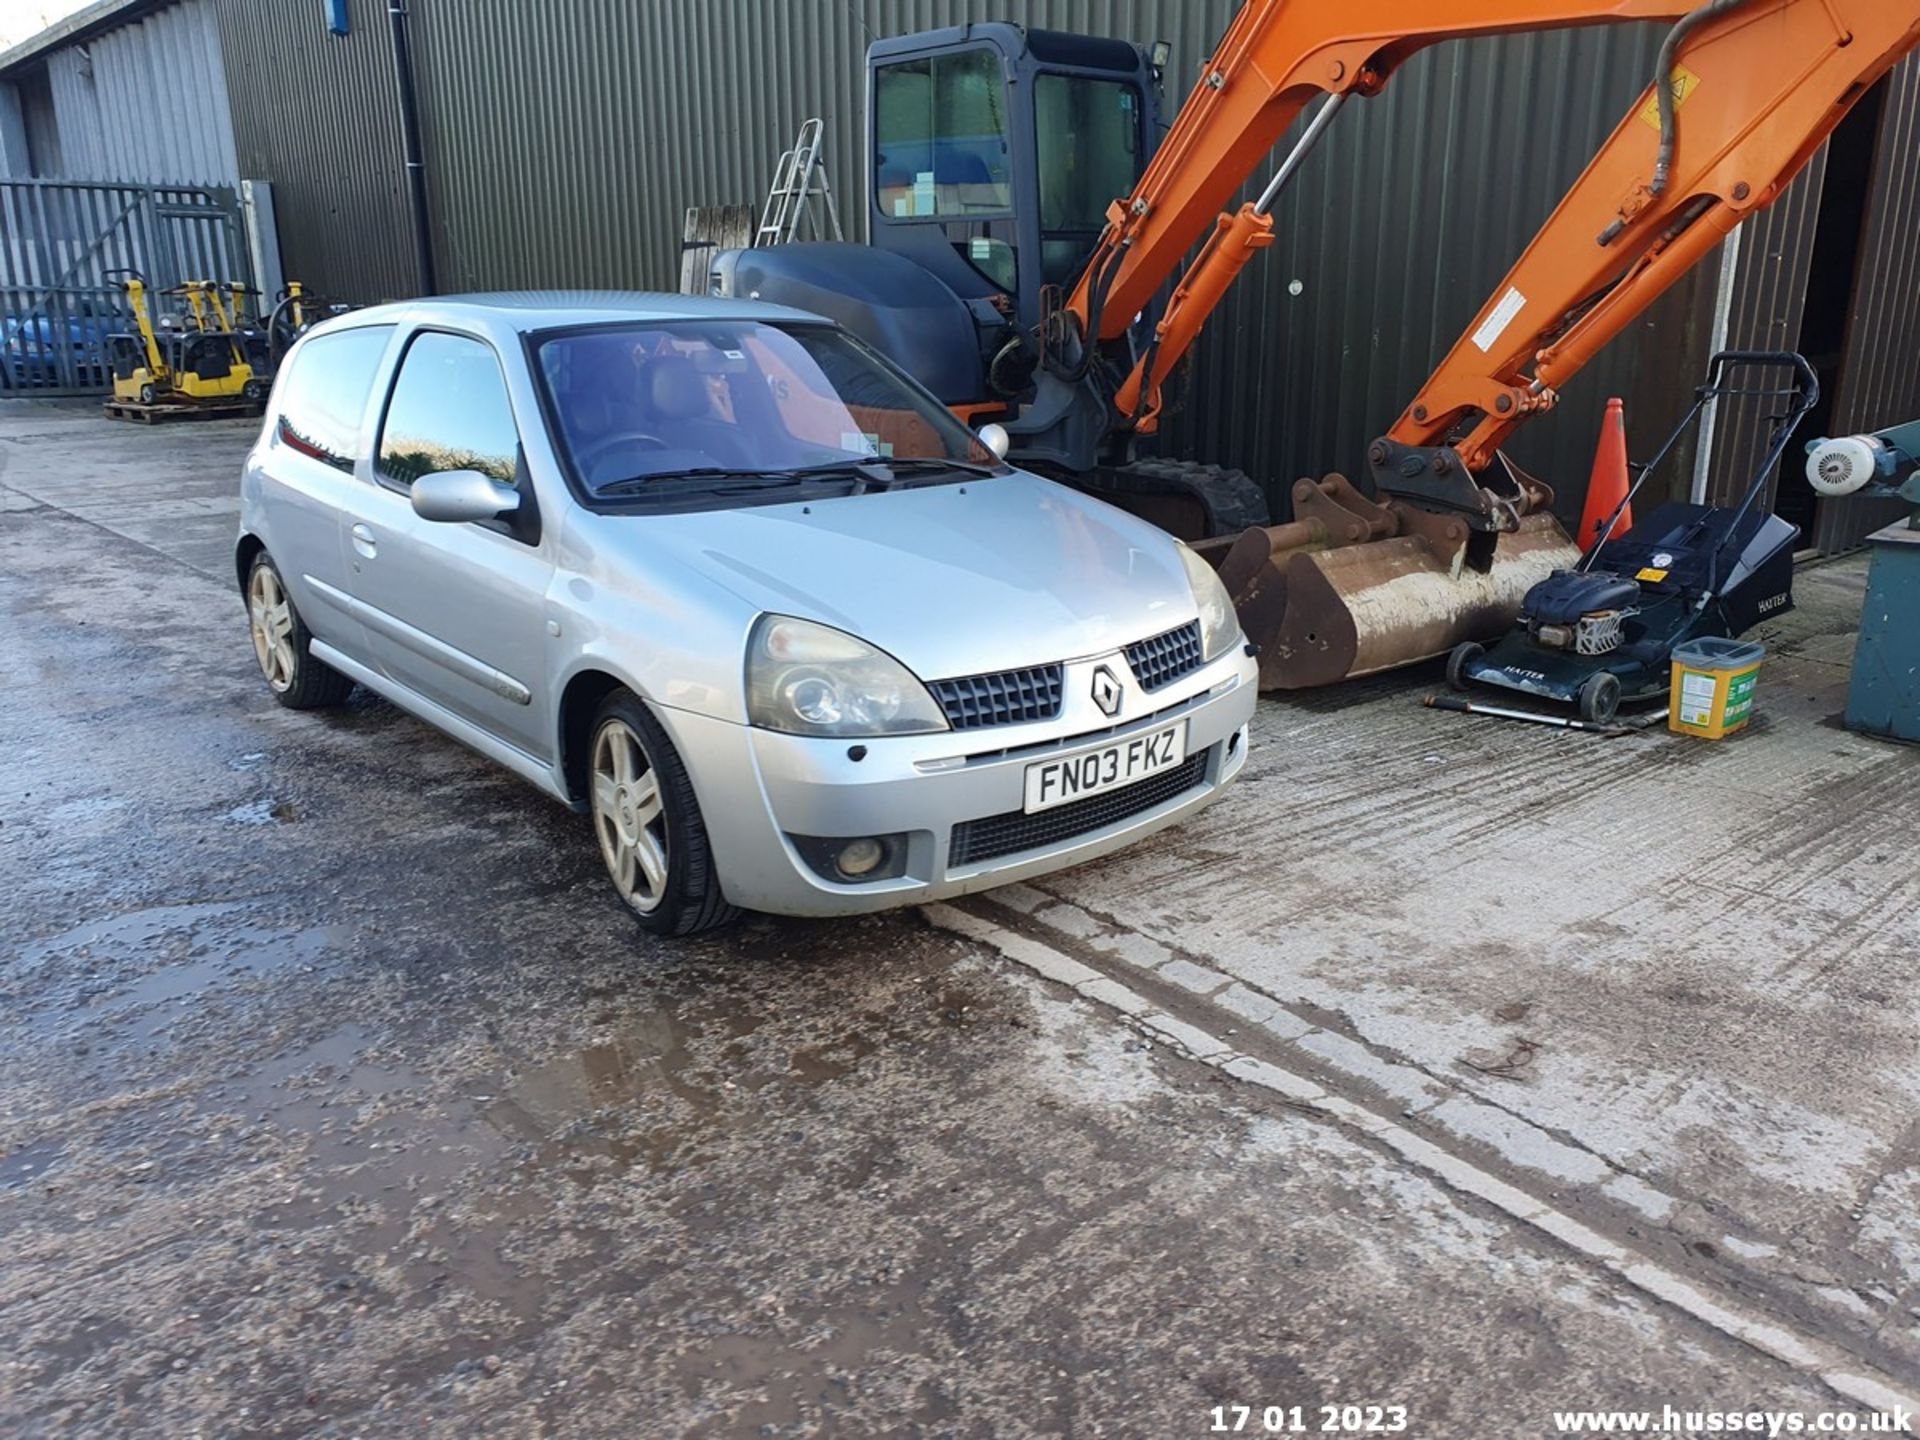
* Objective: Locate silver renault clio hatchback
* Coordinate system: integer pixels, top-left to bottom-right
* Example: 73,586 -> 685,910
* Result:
237,293 -> 1256,934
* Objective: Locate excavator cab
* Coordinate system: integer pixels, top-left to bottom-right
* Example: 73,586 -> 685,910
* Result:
865,24 -> 1164,336
709,24 -> 1272,538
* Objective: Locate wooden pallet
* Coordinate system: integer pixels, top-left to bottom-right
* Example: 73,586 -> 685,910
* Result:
103,397 -> 264,425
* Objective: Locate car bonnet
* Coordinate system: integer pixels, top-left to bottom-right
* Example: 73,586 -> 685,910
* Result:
615,471 -> 1202,682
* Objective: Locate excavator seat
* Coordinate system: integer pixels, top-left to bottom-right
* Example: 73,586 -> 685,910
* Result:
1521,570 -> 1641,624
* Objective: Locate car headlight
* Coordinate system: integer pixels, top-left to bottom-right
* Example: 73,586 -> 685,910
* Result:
1178,542 -> 1241,662
746,615 -> 949,737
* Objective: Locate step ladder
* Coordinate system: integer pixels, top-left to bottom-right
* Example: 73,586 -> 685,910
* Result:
757,117 -> 844,246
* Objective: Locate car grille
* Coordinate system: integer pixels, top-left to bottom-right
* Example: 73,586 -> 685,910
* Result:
1125,620 -> 1203,691
929,664 -> 1064,730
948,750 -> 1209,868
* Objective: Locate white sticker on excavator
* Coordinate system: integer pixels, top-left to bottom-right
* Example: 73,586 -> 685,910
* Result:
1471,287 -> 1527,354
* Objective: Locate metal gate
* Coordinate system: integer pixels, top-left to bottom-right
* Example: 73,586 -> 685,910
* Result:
0,180 -> 253,397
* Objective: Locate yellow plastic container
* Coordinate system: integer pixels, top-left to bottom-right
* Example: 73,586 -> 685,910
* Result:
1669,637 -> 1765,739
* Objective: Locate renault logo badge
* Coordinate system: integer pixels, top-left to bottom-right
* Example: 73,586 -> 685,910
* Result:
1091,664 -> 1123,717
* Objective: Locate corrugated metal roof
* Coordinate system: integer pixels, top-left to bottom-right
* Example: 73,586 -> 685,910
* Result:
0,0 -> 172,77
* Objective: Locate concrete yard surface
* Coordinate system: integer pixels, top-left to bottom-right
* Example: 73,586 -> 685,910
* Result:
982,532 -> 1920,1398
2,398 -> 1917,1438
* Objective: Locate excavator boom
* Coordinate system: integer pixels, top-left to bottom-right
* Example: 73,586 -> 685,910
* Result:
1390,1 -> 1920,473
1062,0 -> 1919,687
1075,0 -> 1918,443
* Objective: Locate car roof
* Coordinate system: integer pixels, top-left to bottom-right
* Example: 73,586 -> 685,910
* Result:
337,290 -> 827,333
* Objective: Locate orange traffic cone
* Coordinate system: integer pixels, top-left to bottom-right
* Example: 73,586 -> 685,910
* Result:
1578,397 -> 1631,552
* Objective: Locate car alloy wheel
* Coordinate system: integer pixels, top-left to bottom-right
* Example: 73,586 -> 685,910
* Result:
591,718 -> 669,913
248,561 -> 298,693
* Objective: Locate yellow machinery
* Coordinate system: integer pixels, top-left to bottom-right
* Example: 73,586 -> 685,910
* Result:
105,270 -> 266,408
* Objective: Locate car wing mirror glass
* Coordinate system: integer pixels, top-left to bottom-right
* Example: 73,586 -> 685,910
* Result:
410,468 -> 521,523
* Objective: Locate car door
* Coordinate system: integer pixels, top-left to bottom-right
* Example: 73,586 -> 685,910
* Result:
342,327 -> 555,761
251,323 -> 397,656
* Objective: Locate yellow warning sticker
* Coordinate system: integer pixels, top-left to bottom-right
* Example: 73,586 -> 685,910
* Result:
1636,567 -> 1670,583
1639,66 -> 1701,131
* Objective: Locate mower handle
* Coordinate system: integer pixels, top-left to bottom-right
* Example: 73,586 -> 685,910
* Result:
1699,350 -> 1820,413
1699,350 -> 1820,602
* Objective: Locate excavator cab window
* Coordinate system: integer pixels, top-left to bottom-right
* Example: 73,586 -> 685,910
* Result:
873,49 -> 1013,220
866,24 -> 1161,333
1034,72 -> 1141,288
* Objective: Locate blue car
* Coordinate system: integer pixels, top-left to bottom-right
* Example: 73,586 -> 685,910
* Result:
2,305 -> 122,390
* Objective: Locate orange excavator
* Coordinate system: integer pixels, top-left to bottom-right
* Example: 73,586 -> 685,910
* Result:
714,1 -> 1920,688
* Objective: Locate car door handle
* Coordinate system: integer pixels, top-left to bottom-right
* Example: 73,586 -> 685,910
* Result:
350,524 -> 377,558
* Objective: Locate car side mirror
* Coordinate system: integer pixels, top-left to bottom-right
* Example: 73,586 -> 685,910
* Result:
410,468 -> 521,523
977,422 -> 1010,461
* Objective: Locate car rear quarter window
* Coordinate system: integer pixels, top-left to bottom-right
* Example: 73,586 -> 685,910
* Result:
273,325 -> 394,472
377,331 -> 520,489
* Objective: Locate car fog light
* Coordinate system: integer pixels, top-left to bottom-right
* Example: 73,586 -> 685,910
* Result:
837,837 -> 886,877
790,831 -> 911,885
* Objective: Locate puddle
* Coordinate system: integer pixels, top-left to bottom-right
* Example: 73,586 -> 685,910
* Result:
223,797 -> 298,825
85,920 -> 348,1025
18,901 -> 252,967
789,1032 -> 878,1084
46,795 -> 129,824
698,1280 -> 958,1430
0,1137 -> 67,1189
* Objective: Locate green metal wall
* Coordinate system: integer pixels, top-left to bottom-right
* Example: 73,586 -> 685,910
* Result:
214,0 -> 414,302
211,0 -> 1854,523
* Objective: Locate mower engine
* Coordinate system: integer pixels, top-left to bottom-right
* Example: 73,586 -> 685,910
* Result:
1520,571 -> 1639,656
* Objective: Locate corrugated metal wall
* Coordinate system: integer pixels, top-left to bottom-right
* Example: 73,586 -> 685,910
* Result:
212,0 -> 414,303
215,0 -> 1729,518
1692,158 -> 1828,514
0,82 -> 31,177
31,0 -> 238,185
1809,53 -> 1920,552
1832,57 -> 1920,436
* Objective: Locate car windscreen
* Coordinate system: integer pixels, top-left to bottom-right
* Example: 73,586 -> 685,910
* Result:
533,320 -> 1000,501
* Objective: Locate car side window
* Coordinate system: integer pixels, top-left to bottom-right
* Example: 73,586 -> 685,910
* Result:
273,325 -> 394,472
377,331 -> 521,490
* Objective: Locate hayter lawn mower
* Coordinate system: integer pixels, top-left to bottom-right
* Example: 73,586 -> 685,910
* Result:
1444,351 -> 1818,725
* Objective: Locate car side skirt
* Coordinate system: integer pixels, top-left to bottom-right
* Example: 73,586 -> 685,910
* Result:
308,640 -> 571,805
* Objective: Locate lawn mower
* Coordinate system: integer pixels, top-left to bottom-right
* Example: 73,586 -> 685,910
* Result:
1445,351 -> 1818,724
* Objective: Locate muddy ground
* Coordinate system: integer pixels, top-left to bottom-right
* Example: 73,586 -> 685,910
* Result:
1,400 -> 1913,1438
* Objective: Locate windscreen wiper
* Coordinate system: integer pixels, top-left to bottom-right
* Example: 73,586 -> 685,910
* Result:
596,468 -> 831,497
784,456 -> 1005,489
887,457 -> 1005,480
597,456 -> 1002,499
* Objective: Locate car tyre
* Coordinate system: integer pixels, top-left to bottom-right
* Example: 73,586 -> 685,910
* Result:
247,550 -> 353,710
1446,641 -> 1484,692
1578,670 -> 1622,725
588,690 -> 738,936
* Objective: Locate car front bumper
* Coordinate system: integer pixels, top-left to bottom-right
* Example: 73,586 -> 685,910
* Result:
661,649 -> 1259,917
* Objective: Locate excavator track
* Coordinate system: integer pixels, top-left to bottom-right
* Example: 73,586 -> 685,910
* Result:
1076,459 -> 1271,542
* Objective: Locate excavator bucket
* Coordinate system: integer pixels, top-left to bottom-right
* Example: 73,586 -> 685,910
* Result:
1201,473 -> 1581,690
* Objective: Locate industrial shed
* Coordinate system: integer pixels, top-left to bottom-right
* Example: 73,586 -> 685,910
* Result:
3,0 -> 1916,548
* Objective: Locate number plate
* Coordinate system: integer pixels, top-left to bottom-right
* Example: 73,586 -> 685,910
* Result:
1023,723 -> 1187,814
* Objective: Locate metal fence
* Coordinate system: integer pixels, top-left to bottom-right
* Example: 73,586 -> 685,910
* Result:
0,178 -> 250,395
